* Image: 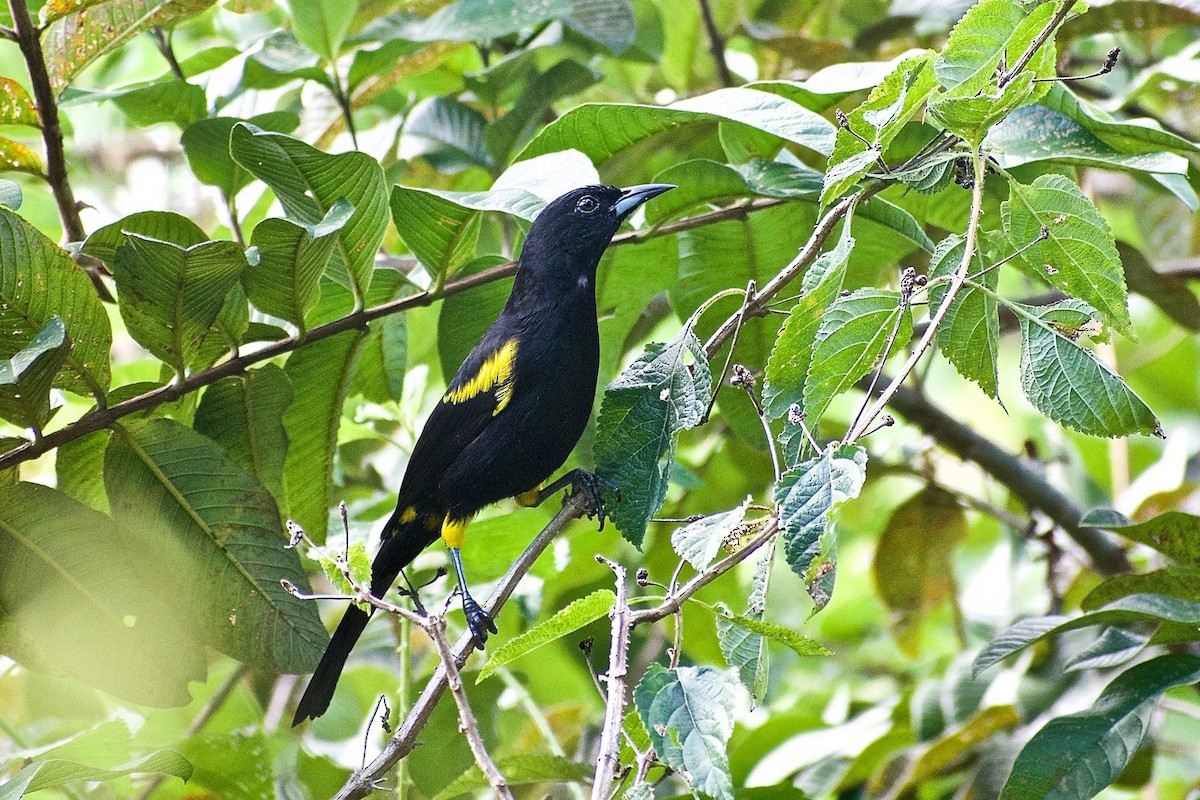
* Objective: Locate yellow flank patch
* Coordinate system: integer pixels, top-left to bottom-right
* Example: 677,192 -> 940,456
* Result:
441,516 -> 470,549
399,506 -> 417,524
443,338 -> 518,416
514,487 -> 541,507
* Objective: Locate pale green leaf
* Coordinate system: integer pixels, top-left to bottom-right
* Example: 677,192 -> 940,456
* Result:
671,499 -> 750,570
929,233 -> 1000,398
0,749 -> 193,800
0,316 -> 68,431
477,589 -> 615,682
433,754 -> 590,800
290,0 -> 357,61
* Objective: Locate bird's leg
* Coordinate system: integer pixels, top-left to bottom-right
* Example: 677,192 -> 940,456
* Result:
441,516 -> 495,648
524,469 -> 621,530
447,547 -> 496,649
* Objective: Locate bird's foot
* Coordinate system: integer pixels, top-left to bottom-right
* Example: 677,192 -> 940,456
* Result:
462,594 -> 497,650
566,469 -> 620,531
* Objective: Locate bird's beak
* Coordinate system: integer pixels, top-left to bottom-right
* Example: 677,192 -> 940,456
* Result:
613,183 -> 676,218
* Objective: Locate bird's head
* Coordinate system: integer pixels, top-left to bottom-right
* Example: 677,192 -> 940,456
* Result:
516,183 -> 675,288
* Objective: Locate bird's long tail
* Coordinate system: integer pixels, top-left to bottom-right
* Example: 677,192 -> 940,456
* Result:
292,512 -> 436,726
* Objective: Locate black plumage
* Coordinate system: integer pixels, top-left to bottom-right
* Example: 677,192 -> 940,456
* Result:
293,182 -> 674,725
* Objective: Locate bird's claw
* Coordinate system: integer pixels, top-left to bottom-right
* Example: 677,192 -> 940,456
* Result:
462,594 -> 497,650
568,470 -> 620,531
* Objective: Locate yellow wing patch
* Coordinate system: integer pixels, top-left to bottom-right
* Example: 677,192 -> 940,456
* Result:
443,337 -> 518,416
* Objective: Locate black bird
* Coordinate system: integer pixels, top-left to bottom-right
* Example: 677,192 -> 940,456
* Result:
293,183 -> 674,725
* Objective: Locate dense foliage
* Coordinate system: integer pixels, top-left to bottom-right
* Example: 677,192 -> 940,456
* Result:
1,0 -> 1199,798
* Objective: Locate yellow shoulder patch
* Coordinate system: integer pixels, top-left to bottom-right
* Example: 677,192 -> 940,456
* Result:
443,337 -> 519,416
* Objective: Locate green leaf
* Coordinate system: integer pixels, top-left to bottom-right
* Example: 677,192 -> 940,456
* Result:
1064,626 -> 1152,673
805,288 -> 912,425
716,608 -> 830,658
974,594 -> 1200,675
42,0 -> 215,92
0,316 -> 68,431
246,200 -> 353,330
56,429 -> 110,512
1001,654 -> 1200,800
1015,299 -> 1161,438
437,256 -> 511,380
0,482 -> 206,706
518,86 -> 837,165
762,216 -> 854,419
282,330 -> 367,542
872,486 -> 968,656
0,749 -> 193,800
477,589 -> 615,682
0,208 -> 111,397
928,71 -> 1037,142
230,124 -> 387,302
82,209 -> 206,265
929,233 -> 1000,398
484,60 -> 600,163
566,0 -> 635,53
934,0 -> 1055,93
181,113 -> 300,197
1083,511 -> 1200,566
0,178 -> 22,209
400,96 -> 494,173
432,754 -> 590,800
194,364 -> 293,506
104,418 -> 328,672
671,499 -> 750,570
111,234 -> 247,374
593,324 -> 712,547
0,77 -> 39,128
321,542 -> 371,603
635,663 -> 737,800
773,444 -> 867,610
822,53 -> 936,204
1003,174 -> 1132,336
110,80 -> 206,128
716,548 -> 773,700
290,0 -> 357,61
1119,241 -> 1200,331
1084,566 -> 1200,611
352,280 -> 410,403
381,0 -> 572,42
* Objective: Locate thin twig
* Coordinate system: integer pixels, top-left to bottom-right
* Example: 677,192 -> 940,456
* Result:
696,0 -> 734,87
845,146 -> 986,443
701,280 -> 755,424
731,364 -> 781,482
0,199 -> 779,472
999,1 -> 1074,88
150,26 -> 186,81
427,615 -> 515,799
591,557 -> 632,800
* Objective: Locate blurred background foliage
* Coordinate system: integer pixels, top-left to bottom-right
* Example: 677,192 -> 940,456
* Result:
1,0 -> 1199,798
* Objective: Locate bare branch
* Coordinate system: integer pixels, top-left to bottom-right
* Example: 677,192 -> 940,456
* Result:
427,615 -> 515,800
696,0 -> 734,87
591,557 -> 632,800
999,1 -> 1074,88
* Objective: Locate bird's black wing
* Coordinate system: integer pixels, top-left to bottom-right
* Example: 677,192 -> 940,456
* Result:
387,324 -> 522,528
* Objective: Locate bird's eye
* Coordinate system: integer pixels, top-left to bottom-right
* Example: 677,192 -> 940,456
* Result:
576,195 -> 599,214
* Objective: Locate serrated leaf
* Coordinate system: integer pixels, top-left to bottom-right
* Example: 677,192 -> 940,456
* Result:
104,418 -> 328,672
111,234 -> 247,374
194,365 -> 293,506
180,113 -> 300,197
1001,654 -> 1200,800
822,53 -> 936,204
1083,511 -> 1200,566
1016,299 -> 1160,438
432,754 -> 590,800
774,444 -> 867,611
593,325 -> 711,547
321,542 -> 371,605
0,482 -> 206,706
762,215 -> 854,419
934,0 -> 1056,94
929,233 -> 1000,398
671,499 -> 750,570
246,200 -> 353,330
0,78 -> 38,128
477,589 -> 615,682
42,0 -> 215,92
928,71 -> 1037,142
634,664 -> 737,800
1003,174 -> 1132,336
805,288 -> 912,426
282,330 -> 366,542
717,549 -> 774,700
716,609 -> 830,658
230,124 -> 387,302
872,486 -> 968,656
0,749 -> 193,800
0,316 -> 68,431
0,208 -> 111,396
518,86 -> 837,165
974,594 -> 1200,675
